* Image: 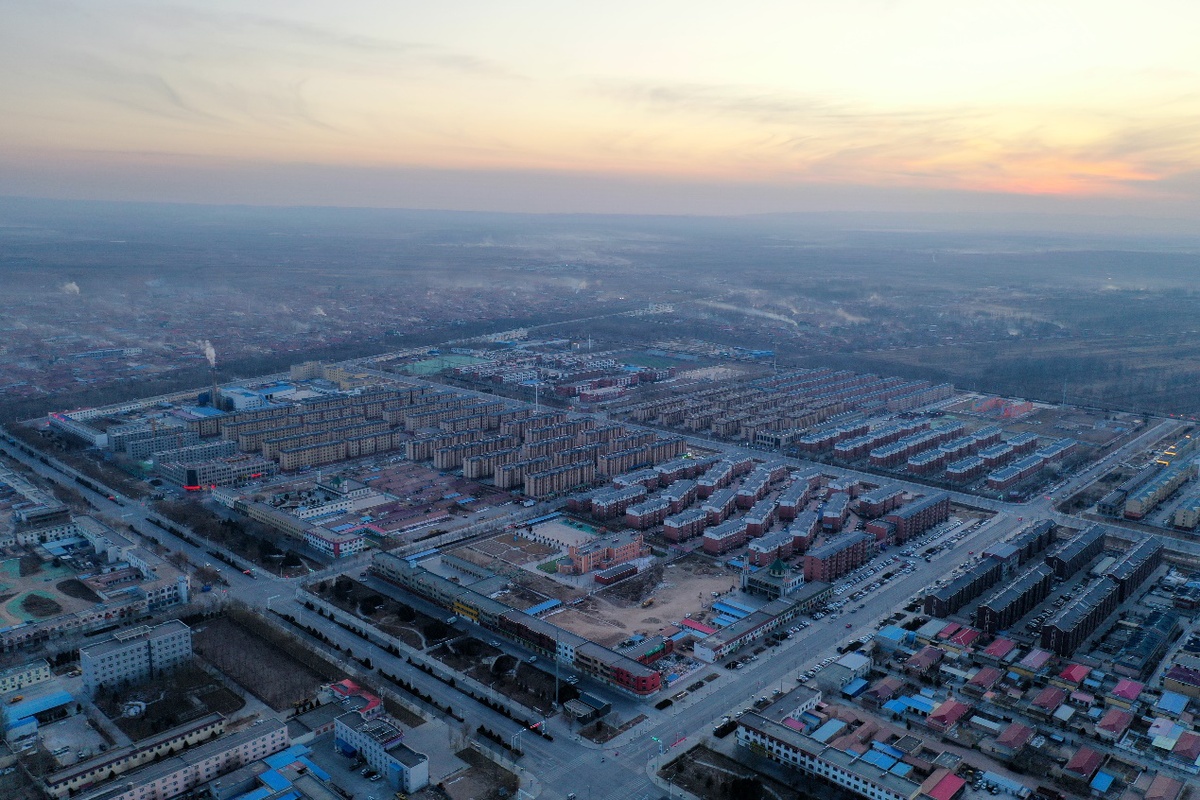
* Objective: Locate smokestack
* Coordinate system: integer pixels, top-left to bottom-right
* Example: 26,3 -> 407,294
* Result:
211,368 -> 220,410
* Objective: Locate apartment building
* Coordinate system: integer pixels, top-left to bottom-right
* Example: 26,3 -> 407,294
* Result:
803,533 -> 874,582
81,620 -> 192,693
71,720 -> 289,800
45,713 -> 228,799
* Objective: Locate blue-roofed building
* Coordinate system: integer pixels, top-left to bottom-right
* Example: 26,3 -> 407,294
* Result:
901,695 -> 935,716
1090,772 -> 1115,794
65,719 -> 290,800
1157,691 -> 1189,717
258,770 -> 291,791
230,787 -> 273,800
875,625 -> 914,653
2,689 -> 74,738
842,677 -> 869,698
860,749 -> 897,770
811,719 -> 848,743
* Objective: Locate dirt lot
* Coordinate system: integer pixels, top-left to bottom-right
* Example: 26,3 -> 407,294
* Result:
551,554 -> 740,646
457,532 -> 559,567
439,748 -> 518,800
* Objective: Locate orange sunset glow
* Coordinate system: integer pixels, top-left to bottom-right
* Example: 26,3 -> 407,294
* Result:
2,1 -> 1198,214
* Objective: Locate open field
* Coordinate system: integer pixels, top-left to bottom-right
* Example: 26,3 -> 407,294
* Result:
402,355 -> 489,375
0,553 -> 98,626
459,532 -> 559,567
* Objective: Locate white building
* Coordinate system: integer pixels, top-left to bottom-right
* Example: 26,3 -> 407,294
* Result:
80,620 -> 192,693
68,719 -> 289,800
304,527 -> 367,559
737,713 -> 924,800
334,712 -> 429,794
0,659 -> 51,694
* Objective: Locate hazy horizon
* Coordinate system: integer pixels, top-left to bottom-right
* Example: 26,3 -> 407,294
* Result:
4,2 -> 1200,223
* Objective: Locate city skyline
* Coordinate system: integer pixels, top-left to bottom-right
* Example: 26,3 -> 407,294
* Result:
3,1 -> 1200,217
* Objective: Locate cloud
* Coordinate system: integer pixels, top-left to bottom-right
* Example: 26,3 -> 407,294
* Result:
700,300 -> 797,326
60,281 -> 80,295
0,2 -> 520,137
595,79 -> 1200,198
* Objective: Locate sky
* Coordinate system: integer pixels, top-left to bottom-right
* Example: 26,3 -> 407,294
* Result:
2,0 -> 1200,218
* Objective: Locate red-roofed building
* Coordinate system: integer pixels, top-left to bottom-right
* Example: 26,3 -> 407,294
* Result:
993,722 -> 1033,757
1163,664 -> 1200,698
1108,679 -> 1143,708
1145,773 -> 1184,800
1057,663 -> 1089,687
964,666 -> 1003,697
1063,746 -> 1103,781
1171,730 -> 1200,766
927,698 -> 971,733
982,637 -> 1016,662
1013,648 -> 1052,677
905,645 -> 945,678
330,678 -> 384,719
937,622 -> 962,640
1096,708 -> 1133,741
948,627 -> 982,649
921,769 -> 967,800
861,676 -> 904,709
1031,686 -> 1066,716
